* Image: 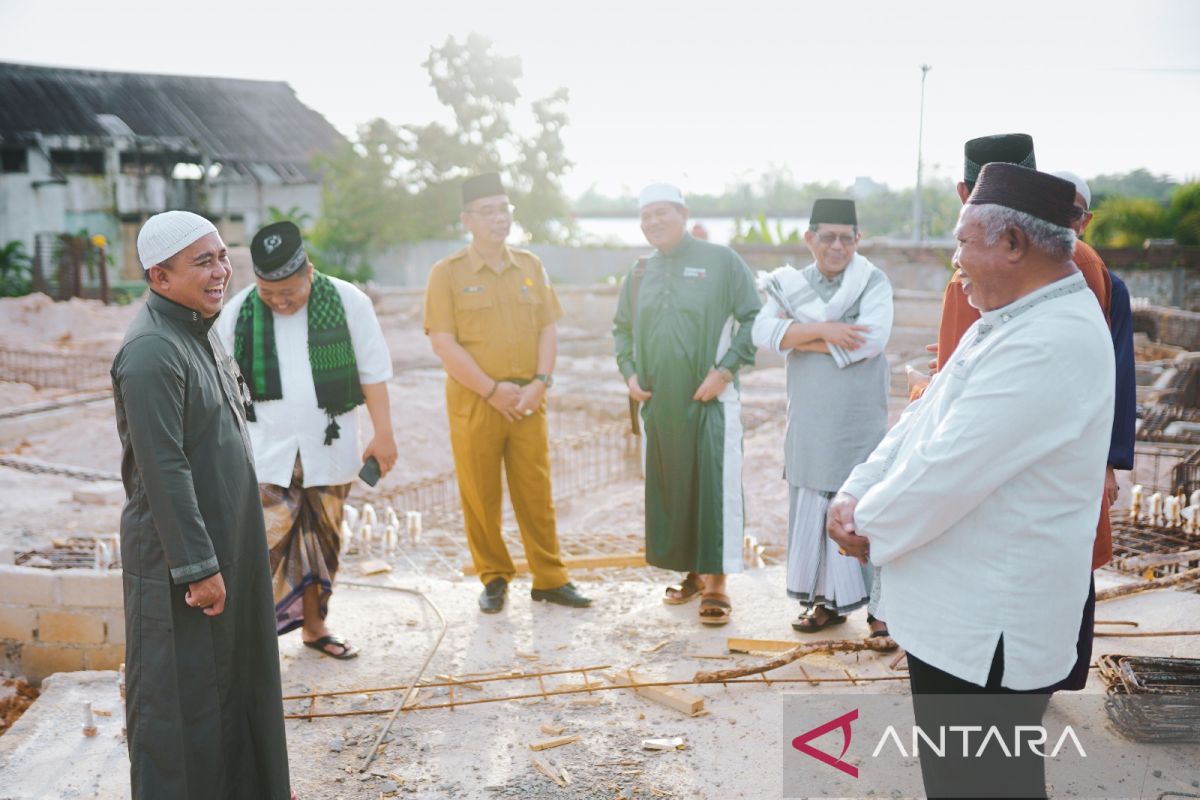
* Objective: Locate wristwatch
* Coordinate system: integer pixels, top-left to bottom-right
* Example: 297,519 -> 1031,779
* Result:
534,373 -> 554,389
715,366 -> 734,383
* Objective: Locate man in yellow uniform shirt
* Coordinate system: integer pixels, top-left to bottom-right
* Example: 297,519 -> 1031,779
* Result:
424,172 -> 592,614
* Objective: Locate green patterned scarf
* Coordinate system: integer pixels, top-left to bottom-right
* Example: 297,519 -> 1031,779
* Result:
233,271 -> 364,444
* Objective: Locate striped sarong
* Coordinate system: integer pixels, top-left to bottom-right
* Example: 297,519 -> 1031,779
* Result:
259,455 -> 350,635
786,486 -> 870,614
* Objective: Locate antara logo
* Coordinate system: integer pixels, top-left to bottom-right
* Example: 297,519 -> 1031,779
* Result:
792,709 -> 859,778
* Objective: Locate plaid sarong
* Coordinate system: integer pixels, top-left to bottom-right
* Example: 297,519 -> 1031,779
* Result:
234,271 -> 364,443
260,455 -> 350,636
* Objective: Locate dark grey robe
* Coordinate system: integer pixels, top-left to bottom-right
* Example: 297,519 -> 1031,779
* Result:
112,291 -> 290,800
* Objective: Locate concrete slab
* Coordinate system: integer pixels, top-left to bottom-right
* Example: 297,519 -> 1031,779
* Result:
0,670 -> 125,800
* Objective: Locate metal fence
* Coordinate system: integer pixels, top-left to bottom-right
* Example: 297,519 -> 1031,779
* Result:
0,346 -> 112,390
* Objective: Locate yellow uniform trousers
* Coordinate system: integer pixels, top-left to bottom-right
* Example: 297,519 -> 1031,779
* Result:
446,379 -> 568,589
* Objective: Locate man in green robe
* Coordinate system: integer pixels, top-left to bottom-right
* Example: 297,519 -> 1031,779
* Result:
112,211 -> 291,799
613,183 -> 761,625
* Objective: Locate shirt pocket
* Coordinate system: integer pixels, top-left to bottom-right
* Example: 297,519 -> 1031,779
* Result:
456,291 -> 495,343
517,292 -> 544,330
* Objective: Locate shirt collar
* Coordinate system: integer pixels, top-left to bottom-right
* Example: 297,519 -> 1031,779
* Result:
467,243 -> 513,273
658,233 -> 696,258
971,272 -> 1087,346
147,290 -> 218,335
978,271 -> 1086,327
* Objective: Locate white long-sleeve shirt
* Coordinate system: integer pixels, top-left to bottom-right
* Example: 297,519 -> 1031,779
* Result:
216,277 -> 393,488
841,272 -> 1114,690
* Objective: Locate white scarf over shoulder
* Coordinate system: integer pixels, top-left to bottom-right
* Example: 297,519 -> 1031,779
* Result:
752,254 -> 892,368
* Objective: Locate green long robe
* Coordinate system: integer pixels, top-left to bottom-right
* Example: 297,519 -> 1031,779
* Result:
112,291 -> 290,800
613,234 -> 761,573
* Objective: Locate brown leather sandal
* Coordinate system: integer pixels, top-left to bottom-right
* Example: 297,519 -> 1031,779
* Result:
698,592 -> 732,626
663,573 -> 704,605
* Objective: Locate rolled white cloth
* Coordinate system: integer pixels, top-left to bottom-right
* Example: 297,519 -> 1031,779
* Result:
137,210 -> 217,269
786,486 -> 868,613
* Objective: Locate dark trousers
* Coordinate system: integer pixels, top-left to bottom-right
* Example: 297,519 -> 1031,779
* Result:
907,639 -> 1053,799
1050,575 -> 1096,692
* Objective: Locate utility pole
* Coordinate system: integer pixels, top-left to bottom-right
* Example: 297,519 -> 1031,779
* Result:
912,64 -> 932,243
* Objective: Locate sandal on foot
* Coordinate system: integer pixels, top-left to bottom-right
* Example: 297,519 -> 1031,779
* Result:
698,592 -> 732,626
663,573 -> 704,605
303,634 -> 360,660
792,608 -> 846,633
868,626 -> 899,651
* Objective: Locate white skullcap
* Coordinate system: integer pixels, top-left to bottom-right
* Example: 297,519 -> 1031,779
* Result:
1050,171 -> 1092,209
638,183 -> 686,210
137,211 -> 218,270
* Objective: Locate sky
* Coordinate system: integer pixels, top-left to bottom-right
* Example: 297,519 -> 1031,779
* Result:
2,0 -> 1198,198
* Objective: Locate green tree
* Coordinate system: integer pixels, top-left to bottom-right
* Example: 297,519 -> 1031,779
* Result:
311,34 -> 575,257
266,205 -> 313,230
307,122 -> 413,280
1089,168 -> 1178,205
0,240 -> 32,297
1085,197 -> 1170,247
1167,183 -> 1200,246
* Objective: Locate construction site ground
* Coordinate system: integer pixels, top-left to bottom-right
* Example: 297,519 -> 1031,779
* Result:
2,567 -> 1200,800
2,289 -> 1199,798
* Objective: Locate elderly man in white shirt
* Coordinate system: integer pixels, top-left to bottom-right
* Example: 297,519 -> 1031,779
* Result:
828,164 -> 1113,799
217,221 -> 396,661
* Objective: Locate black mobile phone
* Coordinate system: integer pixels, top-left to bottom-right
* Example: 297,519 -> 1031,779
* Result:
358,456 -> 381,487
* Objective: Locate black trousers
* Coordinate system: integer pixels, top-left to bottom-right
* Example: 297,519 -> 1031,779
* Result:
907,639 -> 1053,799
1050,575 -> 1096,692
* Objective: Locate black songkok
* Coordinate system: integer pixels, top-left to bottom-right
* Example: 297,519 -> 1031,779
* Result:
967,163 -> 1076,229
963,133 -> 1036,185
250,221 -> 307,281
810,198 -> 857,226
461,172 -> 507,206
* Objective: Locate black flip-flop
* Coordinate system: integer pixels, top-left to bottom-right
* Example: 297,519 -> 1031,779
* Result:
303,634 -> 359,660
792,609 -> 846,633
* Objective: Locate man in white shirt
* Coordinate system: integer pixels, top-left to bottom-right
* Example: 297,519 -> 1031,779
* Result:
217,221 -> 396,660
828,164 -> 1114,798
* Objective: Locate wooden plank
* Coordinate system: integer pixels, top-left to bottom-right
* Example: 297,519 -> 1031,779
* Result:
1096,567 -> 1200,602
727,637 -> 798,654
608,669 -> 704,717
528,734 -> 579,751
463,553 -> 646,576
1117,549 -> 1200,571
359,559 -> 392,575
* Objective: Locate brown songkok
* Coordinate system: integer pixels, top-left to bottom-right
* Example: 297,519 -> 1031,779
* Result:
967,163 -> 1077,229
461,172 -> 507,206
963,133 -> 1035,185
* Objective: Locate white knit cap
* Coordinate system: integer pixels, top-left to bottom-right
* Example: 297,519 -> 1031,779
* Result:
638,183 -> 686,210
1051,171 -> 1092,209
137,211 -> 218,270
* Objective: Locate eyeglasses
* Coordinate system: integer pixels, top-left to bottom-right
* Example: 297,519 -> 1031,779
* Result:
466,203 -> 515,219
815,232 -> 858,246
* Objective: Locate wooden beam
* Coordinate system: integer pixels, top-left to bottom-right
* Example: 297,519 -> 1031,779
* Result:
1116,549 -> 1200,571
606,669 -> 704,717
463,553 -> 646,576
1096,567 -> 1200,602
727,637 -> 799,654
528,735 -> 579,752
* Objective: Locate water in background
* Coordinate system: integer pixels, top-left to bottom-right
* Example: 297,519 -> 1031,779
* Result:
573,216 -> 810,246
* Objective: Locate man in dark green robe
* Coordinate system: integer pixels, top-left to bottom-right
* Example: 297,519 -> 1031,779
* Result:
112,211 -> 291,799
613,184 -> 761,625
